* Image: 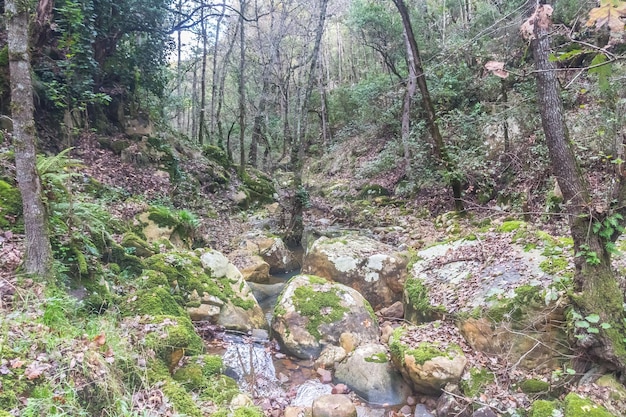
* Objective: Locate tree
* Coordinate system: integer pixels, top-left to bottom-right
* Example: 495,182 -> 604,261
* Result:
524,4 -> 626,371
391,0 -> 464,212
6,0 -> 53,276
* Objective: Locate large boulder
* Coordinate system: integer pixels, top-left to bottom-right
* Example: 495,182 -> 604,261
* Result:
334,343 -> 412,405
407,229 -> 573,371
141,249 -> 267,331
228,249 -> 271,283
271,274 -> 379,359
302,235 -> 408,310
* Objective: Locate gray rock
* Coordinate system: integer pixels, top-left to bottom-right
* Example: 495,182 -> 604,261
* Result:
414,404 -> 434,417
472,407 -> 497,417
334,343 -> 411,406
302,235 -> 408,310
312,394 -> 356,417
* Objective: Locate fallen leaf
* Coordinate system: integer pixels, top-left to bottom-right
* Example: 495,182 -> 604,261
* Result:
10,358 -> 25,369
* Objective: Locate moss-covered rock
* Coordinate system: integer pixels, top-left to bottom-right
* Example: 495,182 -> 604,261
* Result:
388,325 -> 467,395
563,393 -> 614,417
142,250 -> 266,331
357,184 -> 390,199
172,355 -> 223,391
0,179 -> 22,231
519,378 -> 551,394
144,315 -> 204,365
403,276 -> 446,324
240,168 -> 275,206
121,232 -> 155,258
162,380 -> 203,417
271,274 -> 379,359
498,220 -> 526,233
201,374 -> 240,405
530,400 -> 560,417
121,287 -> 187,317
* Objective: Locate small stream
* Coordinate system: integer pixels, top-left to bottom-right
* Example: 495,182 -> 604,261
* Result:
205,267 -> 398,416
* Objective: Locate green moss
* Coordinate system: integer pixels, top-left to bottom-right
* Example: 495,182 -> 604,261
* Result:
0,179 -> 23,231
148,205 -> 179,228
530,400 -> 560,417
240,169 -> 276,205
144,315 -> 204,364
203,145 -> 232,168
173,363 -> 207,391
162,381 -> 203,417
233,406 -> 265,417
121,287 -> 186,317
292,278 -> 349,340
486,284 -> 543,323
404,276 -> 447,323
139,269 -> 170,288
498,220 -> 525,233
121,232 -> 155,258
520,379 -> 551,394
406,342 -> 451,365
0,410 -> 13,417
0,370 -> 29,410
460,367 -> 494,397
364,352 -> 388,363
389,326 -> 459,367
201,375 -> 240,404
539,256 -> 571,277
144,251 -> 253,310
563,393 -> 614,417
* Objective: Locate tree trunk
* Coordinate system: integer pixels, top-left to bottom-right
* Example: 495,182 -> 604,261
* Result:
401,29 -> 417,177
238,0 -> 247,174
216,20 -> 239,151
392,0 -> 464,212
210,5 -> 225,141
285,0 -> 329,245
6,0 -> 53,277
529,4 -> 626,371
198,1 -> 208,145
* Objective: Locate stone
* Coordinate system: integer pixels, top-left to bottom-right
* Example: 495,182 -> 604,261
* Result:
285,407 -> 309,417
187,303 -> 221,321
315,345 -> 347,369
312,394 -> 356,417
389,326 -> 467,395
596,374 -> 626,400
379,301 -> 404,319
228,249 -> 271,283
302,235 -> 408,310
239,232 -> 299,273
380,323 -> 394,344
471,406 -> 497,417
272,274 -> 379,360
332,384 -> 349,394
400,405 -> 412,415
406,396 -> 417,406
414,404 -> 434,417
436,385 -> 470,417
334,343 -> 412,406
317,368 -> 333,383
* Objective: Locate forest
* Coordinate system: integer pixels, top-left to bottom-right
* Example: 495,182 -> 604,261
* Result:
2,0 -> 626,416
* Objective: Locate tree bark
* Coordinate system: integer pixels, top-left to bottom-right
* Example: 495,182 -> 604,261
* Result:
198,0 -> 208,145
392,0 -> 464,212
529,4 -> 626,371
285,0 -> 329,245
238,0 -> 247,173
6,0 -> 53,277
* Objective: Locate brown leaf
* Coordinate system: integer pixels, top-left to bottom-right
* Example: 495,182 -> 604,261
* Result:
93,333 -> 106,347
24,361 -> 50,380
10,358 -> 25,369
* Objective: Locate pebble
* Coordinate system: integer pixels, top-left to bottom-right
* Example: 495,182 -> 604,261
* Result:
399,405 -> 412,415
406,396 -> 417,406
331,383 -> 349,394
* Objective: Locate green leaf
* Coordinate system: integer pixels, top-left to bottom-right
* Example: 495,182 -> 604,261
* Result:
566,368 -> 576,375
601,322 -> 612,329
586,314 -> 600,323
575,320 -> 590,328
589,54 -> 611,92
588,327 -> 600,334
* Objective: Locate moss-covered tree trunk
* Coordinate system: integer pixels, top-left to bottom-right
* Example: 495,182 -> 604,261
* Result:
6,0 -> 53,277
528,5 -> 626,371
